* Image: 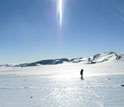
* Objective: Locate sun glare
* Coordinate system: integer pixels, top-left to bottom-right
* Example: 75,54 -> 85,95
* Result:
58,0 -> 63,27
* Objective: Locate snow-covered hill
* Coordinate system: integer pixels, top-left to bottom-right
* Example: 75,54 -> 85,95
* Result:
0,52 -> 124,67
80,52 -> 123,64
17,52 -> 124,67
14,58 -> 69,67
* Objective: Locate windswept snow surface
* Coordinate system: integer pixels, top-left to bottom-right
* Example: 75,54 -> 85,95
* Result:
0,53 -> 124,107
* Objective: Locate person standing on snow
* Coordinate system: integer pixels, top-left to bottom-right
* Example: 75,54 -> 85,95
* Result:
80,69 -> 84,80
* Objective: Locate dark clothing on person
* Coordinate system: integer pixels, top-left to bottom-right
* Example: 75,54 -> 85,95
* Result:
80,69 -> 84,80
80,69 -> 83,75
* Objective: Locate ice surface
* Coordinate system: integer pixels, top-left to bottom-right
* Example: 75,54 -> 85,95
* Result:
0,57 -> 124,107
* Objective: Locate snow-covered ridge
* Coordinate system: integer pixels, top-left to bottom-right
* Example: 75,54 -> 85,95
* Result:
15,58 -> 69,67
1,52 -> 124,67
70,52 -> 123,64
86,52 -> 122,64
0,64 -> 12,67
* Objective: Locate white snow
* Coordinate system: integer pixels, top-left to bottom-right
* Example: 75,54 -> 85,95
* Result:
0,52 -> 124,107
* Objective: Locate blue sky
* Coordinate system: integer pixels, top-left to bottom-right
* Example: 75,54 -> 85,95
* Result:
0,0 -> 124,64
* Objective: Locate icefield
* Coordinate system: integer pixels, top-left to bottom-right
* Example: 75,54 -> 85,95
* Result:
0,52 -> 124,107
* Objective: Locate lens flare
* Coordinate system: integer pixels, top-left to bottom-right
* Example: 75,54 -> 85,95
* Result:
58,0 -> 63,27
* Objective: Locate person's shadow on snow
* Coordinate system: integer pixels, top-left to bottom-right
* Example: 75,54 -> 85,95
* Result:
80,76 -> 84,80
